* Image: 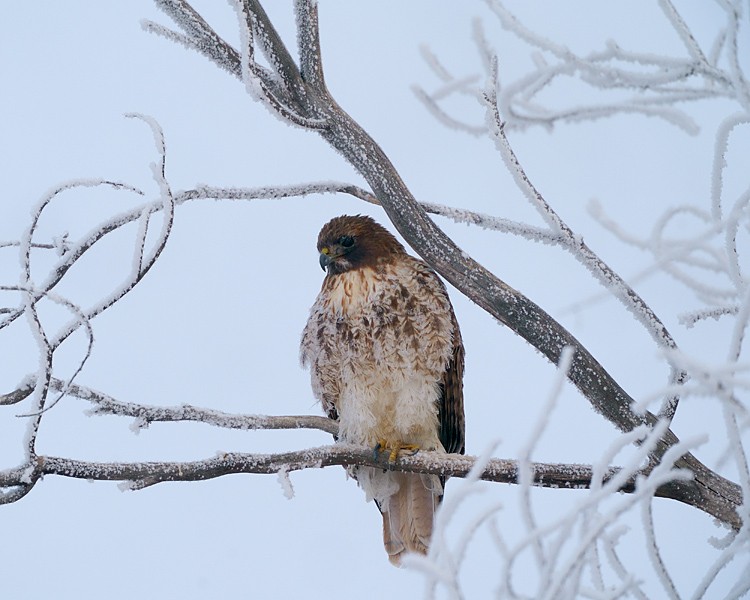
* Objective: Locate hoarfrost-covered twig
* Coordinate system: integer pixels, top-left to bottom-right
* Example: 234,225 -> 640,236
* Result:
657,0 -> 708,64
478,0 -> 735,131
13,293 -> 94,418
144,0 -> 242,76
518,347 -> 575,571
642,499 -> 681,600
411,83 -> 486,136
480,72 -> 687,422
678,305 -> 739,327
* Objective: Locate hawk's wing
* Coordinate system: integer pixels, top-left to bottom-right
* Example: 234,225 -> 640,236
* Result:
437,312 -> 465,456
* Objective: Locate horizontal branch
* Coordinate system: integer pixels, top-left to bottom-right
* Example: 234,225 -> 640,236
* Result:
0,444 -> 736,526
0,446 -> 598,489
0,378 -> 339,434
64,379 -> 338,435
4,369 -> 741,525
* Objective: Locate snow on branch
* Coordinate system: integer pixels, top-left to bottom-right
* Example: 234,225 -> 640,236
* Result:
416,16 -> 688,384
408,2 -> 750,595
46,377 -> 339,436
414,2 -> 750,439
479,0 -> 739,132
406,425 -> 704,597
144,0 -> 242,77
0,440 -> 725,522
184,183 -> 566,244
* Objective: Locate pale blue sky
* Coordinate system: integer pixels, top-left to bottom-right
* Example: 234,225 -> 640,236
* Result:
1,2 -> 747,598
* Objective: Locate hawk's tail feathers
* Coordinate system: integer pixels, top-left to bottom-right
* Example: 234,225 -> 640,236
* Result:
381,471 -> 443,567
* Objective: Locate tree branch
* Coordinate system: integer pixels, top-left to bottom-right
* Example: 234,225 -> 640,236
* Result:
143,0 -> 743,527
54,378 -> 338,435
0,444 -> 738,526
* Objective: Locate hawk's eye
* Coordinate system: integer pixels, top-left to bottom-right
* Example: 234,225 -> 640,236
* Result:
339,235 -> 354,248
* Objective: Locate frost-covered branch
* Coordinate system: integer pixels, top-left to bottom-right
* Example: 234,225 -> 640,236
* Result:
416,3 -> 749,376
185,183 -> 565,244
0,445 -> 600,491
0,443 -> 734,525
412,412 -> 732,598
49,378 -> 338,436
416,0 -> 750,455
409,4 -> 750,592
476,0 -> 738,132
419,8 -> 717,423
483,94 -> 687,426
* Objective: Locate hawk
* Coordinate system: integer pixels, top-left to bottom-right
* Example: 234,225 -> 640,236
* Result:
300,215 -> 465,566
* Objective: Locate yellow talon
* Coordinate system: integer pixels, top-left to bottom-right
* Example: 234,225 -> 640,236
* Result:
380,442 -> 421,464
373,441 -> 422,466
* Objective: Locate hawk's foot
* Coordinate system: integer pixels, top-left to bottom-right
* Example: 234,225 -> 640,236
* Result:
372,440 -> 421,465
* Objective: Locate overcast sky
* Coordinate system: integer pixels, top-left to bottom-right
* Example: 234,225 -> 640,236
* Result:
1,2 -> 748,598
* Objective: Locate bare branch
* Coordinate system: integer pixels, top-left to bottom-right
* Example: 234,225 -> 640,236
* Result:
0,446 -> 600,491
294,0 -> 326,92
51,378 -> 338,436
0,444 -> 738,526
242,0 -> 311,114
149,0 -> 241,76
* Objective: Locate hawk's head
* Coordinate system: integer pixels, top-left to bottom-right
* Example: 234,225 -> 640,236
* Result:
316,215 -> 405,275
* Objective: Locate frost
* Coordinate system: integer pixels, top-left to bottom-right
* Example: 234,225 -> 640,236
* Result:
277,465 -> 294,499
117,481 -> 137,492
19,465 -> 35,485
129,417 -> 148,434
51,232 -> 69,257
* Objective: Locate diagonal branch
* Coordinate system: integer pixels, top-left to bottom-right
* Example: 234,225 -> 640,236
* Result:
150,0 -> 241,75
294,0 -> 325,92
143,0 -> 743,526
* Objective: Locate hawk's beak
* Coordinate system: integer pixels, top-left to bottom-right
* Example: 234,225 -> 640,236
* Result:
319,251 -> 333,271
319,245 -> 348,271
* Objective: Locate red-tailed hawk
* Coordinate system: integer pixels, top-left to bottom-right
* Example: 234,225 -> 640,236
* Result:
300,215 -> 465,566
